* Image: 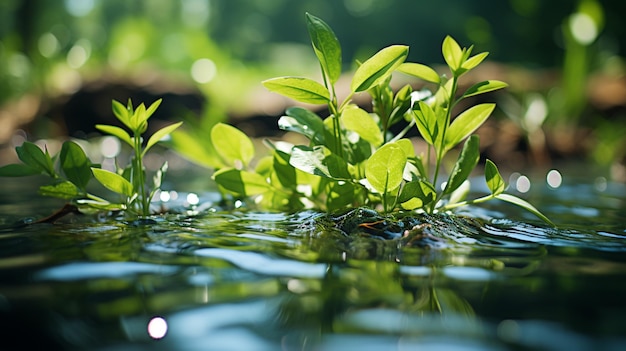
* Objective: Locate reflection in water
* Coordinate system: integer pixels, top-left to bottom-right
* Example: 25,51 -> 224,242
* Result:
0,173 -> 625,350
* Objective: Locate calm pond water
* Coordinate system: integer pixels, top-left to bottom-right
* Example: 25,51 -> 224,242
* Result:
0,162 -> 625,351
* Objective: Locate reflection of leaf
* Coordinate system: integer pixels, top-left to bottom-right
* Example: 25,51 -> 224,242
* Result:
432,288 -> 475,318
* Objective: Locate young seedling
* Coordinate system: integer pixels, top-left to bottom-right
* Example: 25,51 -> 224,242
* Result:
94,99 -> 182,217
0,99 -> 182,220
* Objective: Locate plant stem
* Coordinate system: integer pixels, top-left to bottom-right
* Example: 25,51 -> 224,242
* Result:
134,134 -> 148,217
430,76 -> 459,213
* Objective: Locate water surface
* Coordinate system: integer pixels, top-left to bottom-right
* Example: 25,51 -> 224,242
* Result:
0,166 -> 625,350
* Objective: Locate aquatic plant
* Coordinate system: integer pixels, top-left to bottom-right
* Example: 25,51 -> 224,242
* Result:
0,99 -> 181,219
210,13 -> 553,226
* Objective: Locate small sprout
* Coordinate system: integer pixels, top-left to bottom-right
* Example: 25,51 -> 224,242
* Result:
0,99 -> 182,220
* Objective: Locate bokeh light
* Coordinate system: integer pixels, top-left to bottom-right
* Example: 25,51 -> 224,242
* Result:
99,136 -> 121,159
569,13 -> 598,45
187,193 -> 200,206
547,169 -> 563,189
191,58 -> 217,84
516,175 -> 531,193
147,316 -> 168,340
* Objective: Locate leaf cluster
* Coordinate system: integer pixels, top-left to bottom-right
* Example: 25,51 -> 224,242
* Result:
209,13 -> 554,226
0,99 -> 182,218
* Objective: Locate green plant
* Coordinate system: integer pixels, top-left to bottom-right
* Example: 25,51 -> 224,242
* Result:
0,99 -> 182,219
210,13 -> 553,226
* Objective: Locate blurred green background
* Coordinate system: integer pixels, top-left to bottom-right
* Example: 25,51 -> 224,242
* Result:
1,0 -> 625,174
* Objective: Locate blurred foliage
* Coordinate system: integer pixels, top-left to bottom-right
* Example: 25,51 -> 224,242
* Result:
0,0 -> 625,166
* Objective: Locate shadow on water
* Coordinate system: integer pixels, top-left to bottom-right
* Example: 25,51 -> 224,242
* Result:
0,170 -> 625,350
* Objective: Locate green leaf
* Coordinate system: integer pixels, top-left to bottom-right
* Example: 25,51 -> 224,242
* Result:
461,52 -> 488,72
395,138 -> 416,158
445,103 -> 495,150
365,142 -> 406,194
96,124 -> 133,146
448,179 -> 470,205
0,163 -> 41,176
412,101 -> 440,146
92,167 -> 134,197
143,121 -> 183,156
442,35 -> 463,73
485,159 -> 505,195
210,123 -> 255,168
262,77 -> 330,104
494,193 -> 556,227
15,142 -> 56,177
462,80 -> 508,99
397,62 -> 440,84
144,99 -> 162,121
213,168 -> 271,196
341,105 -> 383,146
111,100 -> 132,130
327,181 -> 357,211
306,13 -> 342,84
278,107 -> 326,144
130,103 -> 147,133
272,149 -> 297,189
169,129 -> 222,169
289,146 -> 351,180
398,179 -> 436,210
351,45 -> 408,92
76,199 -> 124,211
39,181 -> 81,199
60,141 -> 92,191
443,135 -> 479,195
